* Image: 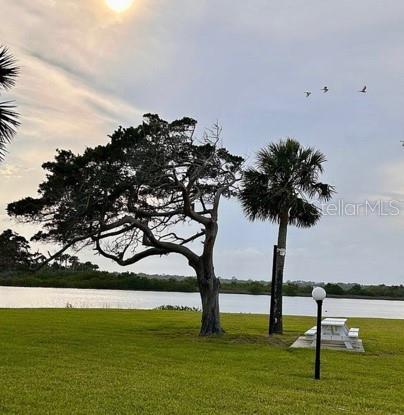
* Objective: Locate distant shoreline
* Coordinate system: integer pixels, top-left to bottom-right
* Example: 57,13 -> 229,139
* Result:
219,290 -> 404,301
1,282 -> 404,302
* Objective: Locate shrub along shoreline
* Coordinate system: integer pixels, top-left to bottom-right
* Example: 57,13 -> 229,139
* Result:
0,270 -> 404,300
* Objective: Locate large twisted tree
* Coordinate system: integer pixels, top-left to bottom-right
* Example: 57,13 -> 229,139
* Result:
240,139 -> 334,334
0,46 -> 19,161
8,114 -> 243,335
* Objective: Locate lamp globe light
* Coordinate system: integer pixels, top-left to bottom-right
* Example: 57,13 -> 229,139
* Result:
312,287 -> 327,302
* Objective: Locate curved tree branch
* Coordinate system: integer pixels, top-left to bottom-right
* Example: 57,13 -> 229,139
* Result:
99,215 -> 200,264
94,237 -> 169,266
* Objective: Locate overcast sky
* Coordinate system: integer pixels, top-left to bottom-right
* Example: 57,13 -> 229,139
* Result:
1,0 -> 404,284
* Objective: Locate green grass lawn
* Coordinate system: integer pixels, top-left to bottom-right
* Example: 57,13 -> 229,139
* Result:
0,310 -> 403,414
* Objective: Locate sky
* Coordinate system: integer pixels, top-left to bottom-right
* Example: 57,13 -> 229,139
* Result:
1,0 -> 404,284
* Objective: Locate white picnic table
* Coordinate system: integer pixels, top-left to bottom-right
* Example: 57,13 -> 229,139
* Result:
304,318 -> 360,350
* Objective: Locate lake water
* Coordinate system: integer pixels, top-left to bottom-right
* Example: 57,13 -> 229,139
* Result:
1,286 -> 404,319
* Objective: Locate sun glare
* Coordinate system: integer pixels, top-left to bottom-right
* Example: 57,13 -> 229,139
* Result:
105,0 -> 134,13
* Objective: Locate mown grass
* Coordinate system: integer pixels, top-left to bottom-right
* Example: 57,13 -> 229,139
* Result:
0,310 -> 403,414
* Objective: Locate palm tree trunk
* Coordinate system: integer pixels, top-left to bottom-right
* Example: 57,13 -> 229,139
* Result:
270,212 -> 288,334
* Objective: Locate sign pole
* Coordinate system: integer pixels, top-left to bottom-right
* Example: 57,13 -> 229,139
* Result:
269,244 -> 277,335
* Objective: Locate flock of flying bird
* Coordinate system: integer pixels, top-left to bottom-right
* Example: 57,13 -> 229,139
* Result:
303,86 -> 404,148
304,85 -> 367,97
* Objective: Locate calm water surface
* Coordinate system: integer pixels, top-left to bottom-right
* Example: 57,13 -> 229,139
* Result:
1,286 -> 404,319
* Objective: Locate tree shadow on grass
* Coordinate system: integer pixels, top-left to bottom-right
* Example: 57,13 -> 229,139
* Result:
144,329 -> 300,349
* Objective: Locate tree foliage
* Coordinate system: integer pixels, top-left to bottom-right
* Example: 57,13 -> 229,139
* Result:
0,229 -> 41,271
240,138 -> 335,226
9,114 -> 242,263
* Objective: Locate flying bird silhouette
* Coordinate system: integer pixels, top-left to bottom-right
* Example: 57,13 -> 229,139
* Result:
321,86 -> 329,93
304,91 -> 311,97
359,85 -> 367,93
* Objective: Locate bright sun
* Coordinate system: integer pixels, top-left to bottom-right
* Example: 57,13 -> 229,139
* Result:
105,0 -> 134,12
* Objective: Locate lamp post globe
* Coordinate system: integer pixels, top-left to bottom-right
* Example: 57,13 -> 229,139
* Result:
312,287 -> 326,302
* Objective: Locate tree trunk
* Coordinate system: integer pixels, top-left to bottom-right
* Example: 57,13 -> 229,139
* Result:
271,212 -> 288,334
197,267 -> 223,336
195,220 -> 223,336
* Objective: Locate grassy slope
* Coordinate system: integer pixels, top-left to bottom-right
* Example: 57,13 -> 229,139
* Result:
0,310 -> 403,415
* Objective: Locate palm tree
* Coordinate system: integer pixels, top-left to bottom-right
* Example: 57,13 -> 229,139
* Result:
0,46 -> 19,162
240,138 -> 335,334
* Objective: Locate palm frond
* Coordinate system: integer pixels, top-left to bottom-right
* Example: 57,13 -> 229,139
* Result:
307,182 -> 335,201
0,46 -> 19,90
289,198 -> 321,228
239,168 -> 270,221
0,101 -> 19,160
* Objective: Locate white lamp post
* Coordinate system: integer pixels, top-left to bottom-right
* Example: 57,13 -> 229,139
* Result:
312,287 -> 326,380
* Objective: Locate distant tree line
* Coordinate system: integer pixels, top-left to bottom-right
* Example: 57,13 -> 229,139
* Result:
1,271 -> 404,299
